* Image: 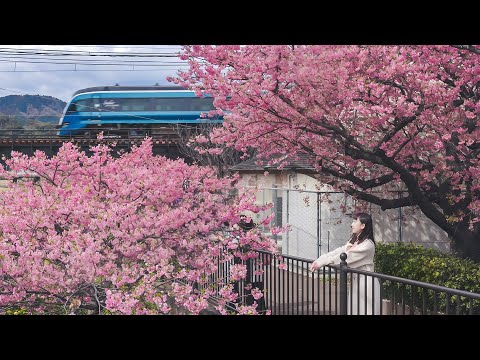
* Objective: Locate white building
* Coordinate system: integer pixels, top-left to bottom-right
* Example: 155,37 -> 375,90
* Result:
229,153 -> 451,260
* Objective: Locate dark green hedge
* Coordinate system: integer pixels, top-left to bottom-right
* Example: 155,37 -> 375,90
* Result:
374,242 -> 480,314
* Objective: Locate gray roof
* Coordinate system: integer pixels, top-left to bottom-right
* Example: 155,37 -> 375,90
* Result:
229,152 -> 318,174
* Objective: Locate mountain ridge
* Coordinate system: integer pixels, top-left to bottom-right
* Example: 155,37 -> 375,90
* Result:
0,94 -> 66,128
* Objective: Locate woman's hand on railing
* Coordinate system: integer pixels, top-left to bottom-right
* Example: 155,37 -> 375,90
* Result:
310,261 -> 320,272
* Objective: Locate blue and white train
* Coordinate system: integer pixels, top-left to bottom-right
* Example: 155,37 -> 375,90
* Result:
56,85 -> 222,137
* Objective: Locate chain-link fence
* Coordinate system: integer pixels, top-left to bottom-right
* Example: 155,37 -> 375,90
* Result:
251,187 -> 451,260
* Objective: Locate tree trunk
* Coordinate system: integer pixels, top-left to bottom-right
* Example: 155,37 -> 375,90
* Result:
450,226 -> 480,263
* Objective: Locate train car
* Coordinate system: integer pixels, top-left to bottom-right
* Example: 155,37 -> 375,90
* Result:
56,85 -> 222,137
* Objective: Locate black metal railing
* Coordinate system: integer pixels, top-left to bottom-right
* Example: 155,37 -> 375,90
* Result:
197,250 -> 480,315
359,268 -> 480,315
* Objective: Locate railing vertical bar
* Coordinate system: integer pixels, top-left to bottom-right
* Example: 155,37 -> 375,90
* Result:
311,270 -> 315,315
282,257 -> 286,315
349,273 -> 353,315
379,279 -> 383,315
296,259 -> 299,315
264,253 -> 268,312
277,256 -> 281,315
317,270 -> 320,315
328,267 -> 332,315
339,255 -> 348,315
269,253 -> 273,312
364,274 -> 368,315
410,285 -> 415,315
357,272 -> 360,315
422,288 -> 427,315
322,268 -> 326,314
217,255 -> 221,297
371,275 -> 375,315
335,268 -> 339,314
287,257 -> 290,315
301,260 -> 305,315
215,255 -> 219,297
389,282 -> 397,315
274,255 -> 277,314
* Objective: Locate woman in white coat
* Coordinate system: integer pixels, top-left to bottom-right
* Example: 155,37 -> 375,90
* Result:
309,212 -> 381,315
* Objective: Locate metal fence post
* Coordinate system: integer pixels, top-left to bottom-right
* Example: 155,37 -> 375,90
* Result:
244,258 -> 254,308
339,252 -> 348,315
286,189 -> 289,255
272,185 -> 278,242
245,258 -> 252,284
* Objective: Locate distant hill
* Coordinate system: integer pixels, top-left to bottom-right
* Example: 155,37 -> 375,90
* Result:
0,95 -> 66,128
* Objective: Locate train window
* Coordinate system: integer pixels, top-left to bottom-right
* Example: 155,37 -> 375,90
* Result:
152,98 -> 174,111
195,98 -> 215,111
102,99 -> 120,110
150,97 -> 215,111
67,99 -> 95,113
67,96 -> 216,113
77,102 -> 88,111
154,102 -> 172,111
66,103 -> 77,113
104,98 -> 149,112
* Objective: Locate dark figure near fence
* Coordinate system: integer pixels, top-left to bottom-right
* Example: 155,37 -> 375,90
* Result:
225,215 -> 268,314
237,215 -> 268,314
238,214 -> 255,231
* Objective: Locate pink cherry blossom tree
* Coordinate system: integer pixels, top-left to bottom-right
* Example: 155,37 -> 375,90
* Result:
0,138 -> 277,314
172,45 -> 480,261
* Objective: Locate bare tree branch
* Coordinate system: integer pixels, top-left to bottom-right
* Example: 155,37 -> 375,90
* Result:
174,123 -> 255,177
451,45 -> 480,55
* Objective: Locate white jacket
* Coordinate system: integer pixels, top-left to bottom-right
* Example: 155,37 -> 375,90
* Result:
313,239 -> 381,315
313,238 -> 375,271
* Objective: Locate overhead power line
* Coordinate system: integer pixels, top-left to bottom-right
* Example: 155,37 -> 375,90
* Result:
0,55 -> 186,65
70,45 -> 182,51
0,47 -> 188,71
0,48 -> 181,57
0,68 -> 187,72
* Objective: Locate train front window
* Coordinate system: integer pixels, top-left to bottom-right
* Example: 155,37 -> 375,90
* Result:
66,99 -> 94,113
66,103 -> 77,113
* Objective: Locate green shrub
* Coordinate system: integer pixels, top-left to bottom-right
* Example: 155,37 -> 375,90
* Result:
374,242 -> 480,314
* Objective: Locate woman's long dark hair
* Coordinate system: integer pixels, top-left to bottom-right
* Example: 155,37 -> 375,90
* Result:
348,212 -> 375,245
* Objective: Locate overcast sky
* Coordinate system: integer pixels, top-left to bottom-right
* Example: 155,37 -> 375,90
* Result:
0,45 -> 186,103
